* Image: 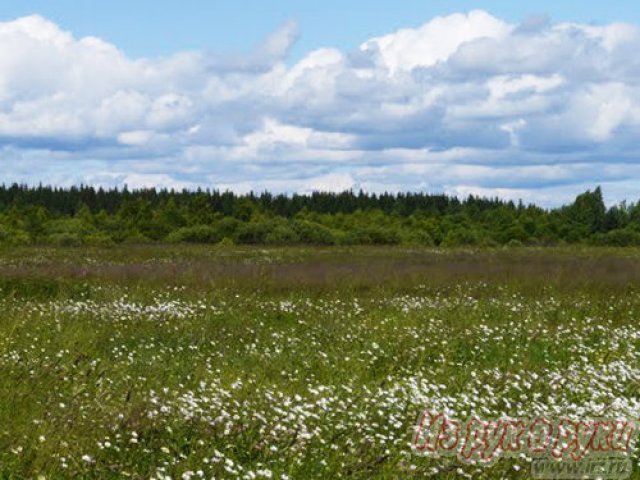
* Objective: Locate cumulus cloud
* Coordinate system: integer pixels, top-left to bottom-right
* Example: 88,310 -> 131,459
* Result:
360,10 -> 512,72
1,11 -> 640,205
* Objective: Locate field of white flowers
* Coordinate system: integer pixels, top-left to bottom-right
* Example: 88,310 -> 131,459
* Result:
0,247 -> 639,479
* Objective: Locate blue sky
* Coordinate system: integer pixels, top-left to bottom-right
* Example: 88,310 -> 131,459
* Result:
1,2 -> 640,205
2,0 -> 638,59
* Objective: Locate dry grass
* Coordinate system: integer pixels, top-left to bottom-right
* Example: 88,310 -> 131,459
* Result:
0,246 -> 638,292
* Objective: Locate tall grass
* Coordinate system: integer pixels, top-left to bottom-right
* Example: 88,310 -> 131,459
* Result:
0,246 -> 639,478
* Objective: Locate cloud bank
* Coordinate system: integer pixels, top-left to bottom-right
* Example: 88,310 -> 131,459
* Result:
1,11 -> 640,205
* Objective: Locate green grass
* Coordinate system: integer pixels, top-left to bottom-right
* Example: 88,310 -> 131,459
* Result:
0,246 -> 639,478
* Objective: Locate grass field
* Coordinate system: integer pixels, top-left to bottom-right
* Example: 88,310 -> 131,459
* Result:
1,246 -> 640,479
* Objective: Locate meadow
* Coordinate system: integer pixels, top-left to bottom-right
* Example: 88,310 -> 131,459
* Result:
1,245 -> 640,479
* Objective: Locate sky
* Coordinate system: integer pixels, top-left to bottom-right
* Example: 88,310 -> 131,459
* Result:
1,1 -> 640,206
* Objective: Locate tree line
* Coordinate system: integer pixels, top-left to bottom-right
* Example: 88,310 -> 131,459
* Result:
0,184 -> 638,247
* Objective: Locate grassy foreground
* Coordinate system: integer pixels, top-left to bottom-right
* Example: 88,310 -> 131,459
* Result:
0,246 -> 640,479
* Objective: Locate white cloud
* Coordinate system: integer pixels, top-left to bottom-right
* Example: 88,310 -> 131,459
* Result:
117,130 -> 154,146
360,10 -> 511,73
1,12 -> 640,205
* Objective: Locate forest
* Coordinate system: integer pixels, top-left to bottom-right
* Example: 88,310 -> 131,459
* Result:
0,184 -> 638,247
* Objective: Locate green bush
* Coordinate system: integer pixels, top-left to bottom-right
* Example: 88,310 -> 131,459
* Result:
335,228 -> 372,246
234,222 -> 272,244
337,226 -> 401,245
293,221 -> 336,245
265,225 -> 300,245
122,230 -> 152,244
591,229 -> 640,247
214,217 -> 242,239
46,218 -> 95,235
441,228 -> 480,247
47,232 -> 82,247
496,225 -> 528,244
399,230 -> 435,247
0,225 -> 31,246
84,233 -> 116,247
365,226 -> 401,245
166,225 -> 221,244
217,236 -> 235,247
